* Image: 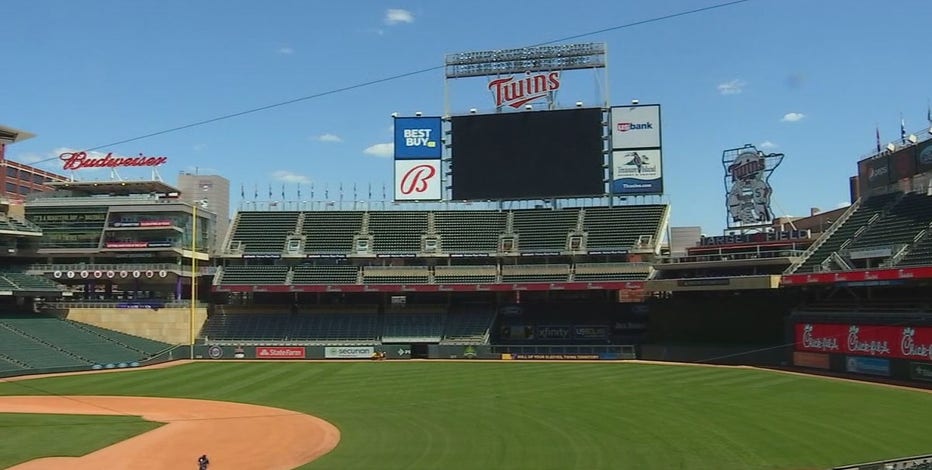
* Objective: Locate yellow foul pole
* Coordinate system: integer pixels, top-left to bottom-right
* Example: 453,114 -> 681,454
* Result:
189,204 -> 197,359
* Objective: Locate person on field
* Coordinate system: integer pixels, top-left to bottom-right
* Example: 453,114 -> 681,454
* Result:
198,454 -> 210,469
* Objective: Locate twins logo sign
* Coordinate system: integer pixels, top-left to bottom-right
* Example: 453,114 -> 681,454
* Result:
394,160 -> 441,200
393,116 -> 442,159
722,145 -> 784,227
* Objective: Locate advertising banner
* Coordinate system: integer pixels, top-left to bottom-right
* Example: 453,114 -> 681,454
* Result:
394,159 -> 441,201
845,356 -> 890,376
918,139 -> 932,173
324,346 -> 375,359
910,362 -> 932,382
792,351 -> 830,369
255,346 -> 306,359
610,105 -> 661,149
573,326 -> 608,339
393,117 -> 442,159
611,149 -> 663,194
795,323 -> 932,361
536,325 -> 572,340
782,266 -> 932,285
863,155 -> 891,189
511,354 -> 601,360
890,146 -> 917,182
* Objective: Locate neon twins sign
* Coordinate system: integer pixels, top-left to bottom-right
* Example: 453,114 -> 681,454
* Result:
59,152 -> 168,171
488,72 -> 561,109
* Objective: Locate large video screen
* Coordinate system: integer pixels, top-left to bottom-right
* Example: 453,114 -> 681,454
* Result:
451,108 -> 604,200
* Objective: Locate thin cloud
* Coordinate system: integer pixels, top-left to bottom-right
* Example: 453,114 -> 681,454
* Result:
316,133 -> 343,143
364,142 -> 393,158
277,46 -> 294,55
384,9 -> 414,25
759,141 -> 777,149
193,143 -> 208,151
781,112 -> 806,122
717,79 -> 746,95
271,170 -> 310,184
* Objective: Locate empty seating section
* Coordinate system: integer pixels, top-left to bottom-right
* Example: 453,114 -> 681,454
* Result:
200,312 -> 380,345
0,316 -> 150,366
512,209 -> 579,252
442,308 -> 496,344
899,235 -> 932,266
0,325 -> 88,369
363,266 -> 429,284
793,193 -> 900,273
302,211 -> 364,253
230,211 -> 299,253
573,262 -> 652,281
292,264 -> 359,284
69,322 -> 171,354
1,273 -> 62,291
501,264 -> 570,283
220,265 -> 288,285
0,214 -> 41,234
368,211 -> 428,253
848,193 -> 932,250
382,313 -> 443,343
434,211 -> 506,253
583,205 -> 666,251
434,265 -> 497,284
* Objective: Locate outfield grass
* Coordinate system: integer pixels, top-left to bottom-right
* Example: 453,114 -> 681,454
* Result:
2,361 -> 932,469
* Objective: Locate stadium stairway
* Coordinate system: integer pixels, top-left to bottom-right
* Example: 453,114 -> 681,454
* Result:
789,192 -> 901,273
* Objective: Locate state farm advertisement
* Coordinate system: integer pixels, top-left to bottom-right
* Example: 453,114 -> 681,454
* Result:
255,346 -> 306,359
795,323 -> 932,361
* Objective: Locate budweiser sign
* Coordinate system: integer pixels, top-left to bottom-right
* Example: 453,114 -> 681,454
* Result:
488,72 -> 560,109
60,152 -> 168,171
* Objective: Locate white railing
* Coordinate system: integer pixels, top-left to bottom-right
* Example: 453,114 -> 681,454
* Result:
786,198 -> 862,274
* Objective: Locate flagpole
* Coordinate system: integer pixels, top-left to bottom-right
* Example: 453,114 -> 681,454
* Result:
189,204 -> 197,360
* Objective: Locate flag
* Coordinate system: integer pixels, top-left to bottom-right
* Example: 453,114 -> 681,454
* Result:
927,101 -> 931,124
901,116 -> 906,143
253,184 -> 258,199
368,182 -> 372,200
297,183 -> 301,199
339,182 -> 344,201
353,183 -> 357,201
310,182 -> 315,199
281,183 -> 285,200
382,183 -> 387,200
324,184 -> 329,199
875,126 -> 881,153
240,183 -> 245,199
268,184 -> 273,199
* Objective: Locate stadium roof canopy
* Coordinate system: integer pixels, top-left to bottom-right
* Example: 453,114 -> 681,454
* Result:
46,180 -> 181,196
0,125 -> 35,144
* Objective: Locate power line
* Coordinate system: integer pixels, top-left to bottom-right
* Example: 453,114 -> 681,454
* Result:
30,0 -> 755,165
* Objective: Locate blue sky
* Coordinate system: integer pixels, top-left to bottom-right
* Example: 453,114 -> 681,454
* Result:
3,0 -> 931,234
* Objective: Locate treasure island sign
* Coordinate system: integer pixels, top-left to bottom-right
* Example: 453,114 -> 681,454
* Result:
59,151 -> 167,171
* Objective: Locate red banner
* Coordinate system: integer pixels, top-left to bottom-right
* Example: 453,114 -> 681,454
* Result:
782,266 -> 932,286
255,346 -> 306,359
795,323 -> 932,361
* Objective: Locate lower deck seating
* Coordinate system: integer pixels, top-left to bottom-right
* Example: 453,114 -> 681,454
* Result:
382,313 -> 443,343
442,309 -> 496,344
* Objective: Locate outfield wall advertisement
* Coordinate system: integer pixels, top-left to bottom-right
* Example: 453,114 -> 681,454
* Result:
845,356 -> 891,376
394,159 -> 442,201
324,346 -> 375,359
794,323 -> 932,361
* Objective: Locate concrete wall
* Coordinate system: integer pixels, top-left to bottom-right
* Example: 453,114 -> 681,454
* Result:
66,307 -> 207,344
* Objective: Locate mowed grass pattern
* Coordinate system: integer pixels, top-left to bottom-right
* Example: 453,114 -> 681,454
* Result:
2,361 -> 932,469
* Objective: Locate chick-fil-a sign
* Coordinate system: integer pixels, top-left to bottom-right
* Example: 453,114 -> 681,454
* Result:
795,323 -> 932,361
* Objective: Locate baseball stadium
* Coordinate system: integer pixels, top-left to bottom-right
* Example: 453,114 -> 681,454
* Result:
4,42 -> 932,470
